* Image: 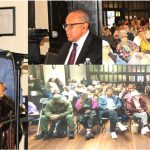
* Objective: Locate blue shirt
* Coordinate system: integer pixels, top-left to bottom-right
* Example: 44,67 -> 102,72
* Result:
0,57 -> 15,99
98,95 -> 122,110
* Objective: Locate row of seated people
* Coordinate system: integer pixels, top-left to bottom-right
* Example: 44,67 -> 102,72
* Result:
34,86 -> 150,140
102,24 -> 150,64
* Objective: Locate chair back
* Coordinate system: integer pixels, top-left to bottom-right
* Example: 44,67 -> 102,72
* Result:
44,52 -> 58,64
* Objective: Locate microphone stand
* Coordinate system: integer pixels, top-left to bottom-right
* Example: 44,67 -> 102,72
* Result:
13,53 -> 28,150
15,57 -> 22,150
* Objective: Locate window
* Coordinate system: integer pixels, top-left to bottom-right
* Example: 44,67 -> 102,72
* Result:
105,75 -> 109,82
109,75 -> 113,82
129,75 -> 135,82
114,75 -> 118,82
104,65 -> 109,72
122,66 -> 127,72
99,75 -> 104,82
118,75 -> 123,82
118,66 -> 122,72
147,66 -> 150,72
113,65 -> 118,72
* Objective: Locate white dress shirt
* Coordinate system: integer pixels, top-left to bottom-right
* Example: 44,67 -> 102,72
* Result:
107,98 -> 116,110
65,30 -> 89,64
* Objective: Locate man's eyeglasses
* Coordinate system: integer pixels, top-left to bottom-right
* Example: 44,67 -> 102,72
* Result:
62,23 -> 85,30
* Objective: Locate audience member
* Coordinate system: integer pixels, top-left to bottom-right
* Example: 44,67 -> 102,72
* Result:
124,91 -> 150,135
35,94 -> 75,139
98,87 -> 127,139
75,92 -> 97,140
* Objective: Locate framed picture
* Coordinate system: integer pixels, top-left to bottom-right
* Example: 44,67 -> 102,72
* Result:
0,7 -> 15,36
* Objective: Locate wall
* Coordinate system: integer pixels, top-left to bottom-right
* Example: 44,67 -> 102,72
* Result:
0,1 -> 28,96
69,65 -> 86,83
0,0 -> 28,54
43,65 -> 87,86
35,0 -> 49,55
43,65 -> 66,85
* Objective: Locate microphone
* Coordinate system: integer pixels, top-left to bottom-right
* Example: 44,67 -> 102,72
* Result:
0,50 -> 12,58
0,50 -> 28,59
12,52 -> 28,59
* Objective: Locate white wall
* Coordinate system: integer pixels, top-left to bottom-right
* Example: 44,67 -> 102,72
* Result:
43,65 -> 66,85
0,0 -> 28,54
35,0 -> 49,55
69,65 -> 86,83
43,65 -> 87,86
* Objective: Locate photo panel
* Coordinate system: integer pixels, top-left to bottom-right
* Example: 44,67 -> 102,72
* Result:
102,1 -> 150,65
28,65 -> 150,150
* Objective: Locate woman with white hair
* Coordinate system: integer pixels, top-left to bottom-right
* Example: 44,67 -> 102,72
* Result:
116,30 -> 139,62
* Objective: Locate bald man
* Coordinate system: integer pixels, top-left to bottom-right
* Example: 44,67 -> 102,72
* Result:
56,9 -> 102,64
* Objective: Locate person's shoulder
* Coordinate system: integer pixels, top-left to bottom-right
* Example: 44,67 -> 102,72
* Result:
47,100 -> 53,106
99,95 -> 106,99
112,95 -> 120,99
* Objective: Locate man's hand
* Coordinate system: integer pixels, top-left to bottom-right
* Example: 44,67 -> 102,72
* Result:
85,109 -> 91,113
139,109 -> 144,113
50,114 -> 59,120
107,105 -> 116,110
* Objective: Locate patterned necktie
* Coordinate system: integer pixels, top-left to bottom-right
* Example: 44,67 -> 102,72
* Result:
67,43 -> 78,64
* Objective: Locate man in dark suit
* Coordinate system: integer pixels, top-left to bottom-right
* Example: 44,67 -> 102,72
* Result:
55,9 -> 102,64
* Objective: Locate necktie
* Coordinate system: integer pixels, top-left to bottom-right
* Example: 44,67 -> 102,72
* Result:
68,43 -> 78,64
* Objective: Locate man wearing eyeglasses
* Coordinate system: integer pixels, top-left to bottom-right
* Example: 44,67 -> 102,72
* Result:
56,9 -> 102,64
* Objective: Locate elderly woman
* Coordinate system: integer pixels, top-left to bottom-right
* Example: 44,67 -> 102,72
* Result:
103,40 -> 126,65
116,30 -> 139,62
75,92 -> 98,140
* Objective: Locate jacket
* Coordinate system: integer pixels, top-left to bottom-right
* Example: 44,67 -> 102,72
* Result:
98,95 -> 122,110
123,94 -> 147,115
43,99 -> 73,118
56,32 -> 102,64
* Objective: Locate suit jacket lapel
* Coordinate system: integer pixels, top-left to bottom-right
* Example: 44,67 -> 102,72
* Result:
60,42 -> 72,63
76,33 -> 93,64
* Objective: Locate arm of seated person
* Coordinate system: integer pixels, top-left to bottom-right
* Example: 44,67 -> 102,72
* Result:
50,114 -> 59,120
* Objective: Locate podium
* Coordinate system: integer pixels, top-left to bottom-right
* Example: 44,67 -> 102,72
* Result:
28,28 -> 49,64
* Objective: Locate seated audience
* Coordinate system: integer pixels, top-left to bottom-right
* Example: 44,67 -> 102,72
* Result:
102,17 -> 150,65
133,28 -> 145,47
123,91 -> 150,135
116,30 -> 139,62
102,40 -> 115,64
123,25 -> 134,41
47,78 -> 59,94
35,94 -> 75,139
98,87 -> 127,139
75,92 -> 98,140
140,30 -> 150,53
128,52 -> 150,64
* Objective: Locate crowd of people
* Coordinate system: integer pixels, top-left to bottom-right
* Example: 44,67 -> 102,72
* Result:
29,77 -> 150,140
102,17 -> 150,64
